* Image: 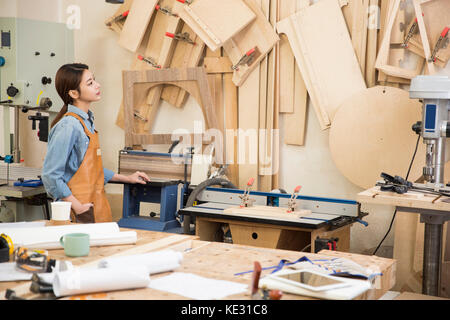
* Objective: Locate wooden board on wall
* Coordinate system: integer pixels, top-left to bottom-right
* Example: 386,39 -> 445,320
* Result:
406,0 -> 450,69
278,0 -> 296,114
283,0 -> 310,146
118,0 -> 158,52
277,0 -> 366,130
122,68 -> 218,148
329,86 -> 425,190
375,0 -> 426,79
223,0 -> 279,87
238,66 -> 260,189
176,0 -> 256,52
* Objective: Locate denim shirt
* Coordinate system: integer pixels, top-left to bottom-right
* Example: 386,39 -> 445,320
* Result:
42,104 -> 115,200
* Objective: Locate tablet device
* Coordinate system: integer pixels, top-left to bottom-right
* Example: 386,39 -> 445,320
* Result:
268,269 -> 352,292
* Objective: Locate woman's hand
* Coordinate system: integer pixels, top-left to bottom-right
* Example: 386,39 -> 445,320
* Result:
127,171 -> 150,184
73,202 -> 94,215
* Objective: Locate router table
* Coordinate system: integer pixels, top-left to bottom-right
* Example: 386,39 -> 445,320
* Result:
179,187 -> 367,253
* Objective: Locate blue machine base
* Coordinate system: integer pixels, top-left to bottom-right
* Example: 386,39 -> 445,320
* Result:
118,216 -> 181,232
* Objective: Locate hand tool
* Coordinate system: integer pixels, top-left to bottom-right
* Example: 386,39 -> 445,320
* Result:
429,27 -> 449,63
14,247 -> 56,273
0,233 -> 13,262
231,47 -> 258,71
286,185 -> 301,213
165,32 -> 196,45
137,55 -> 161,69
5,289 -> 26,300
251,261 -> 283,300
176,0 -> 193,4
155,4 -> 178,17
239,177 -> 255,208
251,261 -> 262,299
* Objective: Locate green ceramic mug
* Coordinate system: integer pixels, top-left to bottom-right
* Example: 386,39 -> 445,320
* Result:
59,233 -> 90,257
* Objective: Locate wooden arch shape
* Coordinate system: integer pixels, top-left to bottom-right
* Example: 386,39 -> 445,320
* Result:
122,67 -> 218,148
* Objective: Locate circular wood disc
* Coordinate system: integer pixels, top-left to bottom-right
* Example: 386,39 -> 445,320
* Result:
329,86 -> 426,189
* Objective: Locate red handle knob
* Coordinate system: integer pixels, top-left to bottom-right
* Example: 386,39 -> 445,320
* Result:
294,185 -> 301,193
247,178 -> 255,186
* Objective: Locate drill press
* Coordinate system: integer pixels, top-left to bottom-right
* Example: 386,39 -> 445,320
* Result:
410,75 -> 450,188
409,75 -> 450,296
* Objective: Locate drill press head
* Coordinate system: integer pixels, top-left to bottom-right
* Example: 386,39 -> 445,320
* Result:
410,76 -> 450,186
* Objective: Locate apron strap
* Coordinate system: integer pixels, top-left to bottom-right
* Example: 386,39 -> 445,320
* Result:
64,112 -> 94,137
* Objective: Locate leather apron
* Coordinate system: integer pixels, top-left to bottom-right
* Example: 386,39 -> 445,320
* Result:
65,112 -> 112,223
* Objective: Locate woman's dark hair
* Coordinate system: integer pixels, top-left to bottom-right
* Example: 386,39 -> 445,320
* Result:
51,63 -> 89,128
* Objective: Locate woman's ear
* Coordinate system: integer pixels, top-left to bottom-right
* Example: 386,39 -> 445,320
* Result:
68,89 -> 79,100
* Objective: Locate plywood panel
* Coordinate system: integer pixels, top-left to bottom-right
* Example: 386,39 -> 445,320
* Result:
329,86 -> 425,189
238,67 -> 260,189
277,0 -> 366,130
223,0 -> 279,87
177,0 -> 256,52
118,0 -> 158,52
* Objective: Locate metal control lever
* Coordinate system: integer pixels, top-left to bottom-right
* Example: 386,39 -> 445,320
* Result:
239,178 -> 255,208
286,185 -> 301,213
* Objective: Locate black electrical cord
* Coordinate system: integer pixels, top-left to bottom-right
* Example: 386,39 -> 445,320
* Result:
372,134 -> 421,256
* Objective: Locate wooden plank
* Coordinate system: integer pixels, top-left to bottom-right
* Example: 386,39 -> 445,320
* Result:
177,0 -> 256,52
205,48 -> 225,165
223,55 -> 239,187
118,0 -> 158,52
365,0 -> 379,87
351,0 -> 370,77
278,0 -> 296,114
271,0 -> 280,190
223,0 -> 280,87
277,0 -> 366,130
284,0 -> 310,146
285,66 -> 308,146
160,22 -> 206,108
238,66 -> 260,189
257,0 -> 272,192
203,57 -> 233,74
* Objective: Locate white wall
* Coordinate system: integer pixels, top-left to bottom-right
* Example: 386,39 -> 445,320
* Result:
2,0 -> 450,254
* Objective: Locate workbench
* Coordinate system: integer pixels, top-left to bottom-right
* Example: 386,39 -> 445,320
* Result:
0,226 -> 395,301
357,186 -> 450,297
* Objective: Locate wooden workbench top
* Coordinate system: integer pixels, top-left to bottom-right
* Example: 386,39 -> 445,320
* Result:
0,228 -> 395,300
357,186 -> 450,211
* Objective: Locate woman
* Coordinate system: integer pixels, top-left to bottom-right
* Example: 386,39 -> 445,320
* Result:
42,63 -> 150,223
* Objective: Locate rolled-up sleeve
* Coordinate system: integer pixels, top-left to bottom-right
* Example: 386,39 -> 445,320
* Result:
42,123 -> 77,200
103,168 -> 115,184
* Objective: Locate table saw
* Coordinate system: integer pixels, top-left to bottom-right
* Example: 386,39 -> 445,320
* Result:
179,187 -> 367,253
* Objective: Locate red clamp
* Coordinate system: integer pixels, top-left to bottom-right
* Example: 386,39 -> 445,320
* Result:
165,32 -> 196,45
155,4 -> 178,17
429,27 -> 450,63
107,10 -> 129,26
137,55 -> 161,69
231,47 -> 257,71
177,0 -> 193,4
